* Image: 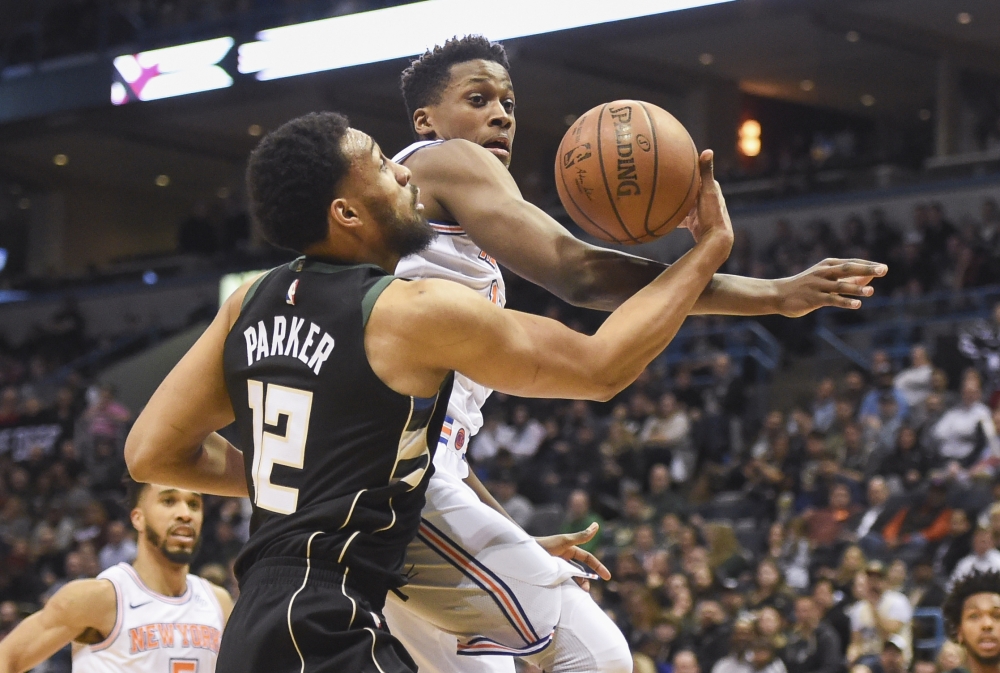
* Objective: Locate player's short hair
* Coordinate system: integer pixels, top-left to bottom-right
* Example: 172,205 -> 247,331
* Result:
943,569 -> 1000,638
400,35 -> 510,125
246,111 -> 352,252
124,472 -> 149,510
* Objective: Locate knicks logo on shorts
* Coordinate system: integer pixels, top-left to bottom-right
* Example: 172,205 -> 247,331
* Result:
455,428 -> 466,451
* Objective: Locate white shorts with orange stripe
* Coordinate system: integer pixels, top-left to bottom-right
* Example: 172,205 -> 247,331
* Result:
383,471 -> 631,673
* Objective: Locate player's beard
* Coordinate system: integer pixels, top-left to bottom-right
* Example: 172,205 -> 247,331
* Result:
366,186 -> 435,258
146,525 -> 200,565
967,645 -> 1000,668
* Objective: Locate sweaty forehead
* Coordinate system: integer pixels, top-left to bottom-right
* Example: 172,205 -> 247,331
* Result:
342,128 -> 375,160
445,59 -> 513,93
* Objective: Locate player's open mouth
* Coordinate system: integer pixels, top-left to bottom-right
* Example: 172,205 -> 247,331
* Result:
482,137 -> 510,160
168,525 -> 196,543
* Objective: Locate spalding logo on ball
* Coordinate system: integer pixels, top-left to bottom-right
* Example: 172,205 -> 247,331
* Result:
555,100 -> 700,245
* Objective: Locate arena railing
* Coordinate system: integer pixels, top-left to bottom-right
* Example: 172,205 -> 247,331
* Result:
815,284 -> 1000,369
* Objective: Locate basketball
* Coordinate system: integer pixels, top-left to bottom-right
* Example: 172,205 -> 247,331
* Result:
555,100 -> 700,245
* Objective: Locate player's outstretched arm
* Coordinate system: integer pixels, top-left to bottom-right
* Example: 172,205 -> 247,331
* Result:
125,280 -> 252,498
0,579 -> 116,673
368,152 -> 733,401
406,139 -> 886,316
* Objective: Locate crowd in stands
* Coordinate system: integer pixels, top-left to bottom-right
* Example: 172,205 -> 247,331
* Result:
1,196 -> 1000,672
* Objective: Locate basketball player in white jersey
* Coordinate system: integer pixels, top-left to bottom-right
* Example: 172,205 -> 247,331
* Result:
382,36 -> 889,673
0,479 -> 232,673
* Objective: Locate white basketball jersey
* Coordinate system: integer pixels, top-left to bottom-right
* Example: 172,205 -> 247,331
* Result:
393,140 -> 506,479
73,563 -> 224,673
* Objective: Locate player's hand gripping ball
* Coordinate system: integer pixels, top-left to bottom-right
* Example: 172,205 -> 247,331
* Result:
555,100 -> 700,244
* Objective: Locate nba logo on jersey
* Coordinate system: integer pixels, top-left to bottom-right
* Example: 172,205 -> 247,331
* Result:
286,279 -> 299,305
455,428 -> 466,450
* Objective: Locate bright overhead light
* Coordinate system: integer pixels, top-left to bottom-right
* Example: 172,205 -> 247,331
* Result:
957,12 -> 972,24
739,119 -> 761,157
53,154 -> 68,166
239,0 -> 735,80
247,124 -> 263,137
845,30 -> 860,42
799,79 -> 815,92
155,174 -> 170,187
698,52 -> 714,66
113,37 -> 234,103
860,94 -> 875,107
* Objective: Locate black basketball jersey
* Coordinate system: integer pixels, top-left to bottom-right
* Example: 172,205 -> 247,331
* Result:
222,256 -> 452,597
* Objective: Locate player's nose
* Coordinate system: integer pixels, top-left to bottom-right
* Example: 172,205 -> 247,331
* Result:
488,101 -> 512,128
391,160 -> 411,186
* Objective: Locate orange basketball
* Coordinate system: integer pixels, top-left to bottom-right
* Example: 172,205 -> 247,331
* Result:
555,100 -> 700,245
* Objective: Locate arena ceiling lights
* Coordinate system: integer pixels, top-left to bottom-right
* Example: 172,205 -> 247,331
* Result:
238,0 -> 735,81
109,0 -> 733,102
112,37 -> 234,104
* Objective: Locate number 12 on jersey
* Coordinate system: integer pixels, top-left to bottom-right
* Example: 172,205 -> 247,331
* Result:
247,380 -> 313,515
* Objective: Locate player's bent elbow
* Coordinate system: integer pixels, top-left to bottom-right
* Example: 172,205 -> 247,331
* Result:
123,432 -> 157,483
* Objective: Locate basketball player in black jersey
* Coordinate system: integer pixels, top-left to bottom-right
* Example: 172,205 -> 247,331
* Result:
126,111 -> 735,672
944,570 -> 1000,673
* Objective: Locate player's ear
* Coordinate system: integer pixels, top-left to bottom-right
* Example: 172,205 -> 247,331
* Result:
329,197 -> 363,230
413,108 -> 435,139
130,506 -> 144,535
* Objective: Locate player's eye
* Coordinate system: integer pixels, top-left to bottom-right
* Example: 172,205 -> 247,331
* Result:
503,99 -> 515,113
469,94 -> 485,106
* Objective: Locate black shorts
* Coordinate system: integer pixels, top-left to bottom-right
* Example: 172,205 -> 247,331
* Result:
217,560 -> 417,673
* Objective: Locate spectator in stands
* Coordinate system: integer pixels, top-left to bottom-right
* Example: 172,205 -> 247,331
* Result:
934,508 -> 975,577
490,470 -> 534,529
767,521 -> 811,591
641,392 -> 694,482
97,519 -> 135,570
468,410 -> 511,463
813,578 -> 851,657
894,345 -> 934,409
949,526 -> 1000,586
712,618 -> 756,673
749,636 -> 787,673
860,636 -> 907,673
931,375 -> 1000,470
694,600 -> 732,673
860,353 -> 910,424
648,463 -> 686,518
0,387 -> 20,427
813,378 -> 838,434
959,302 -> 1000,400
675,650 -> 702,673
506,403 -> 546,461
906,557 -> 946,608
81,383 -> 130,444
747,557 -> 797,617
805,482 -> 860,559
852,477 -> 894,553
846,570 -> 881,665
877,481 -> 952,564
864,561 -> 913,661
873,426 -> 929,492
707,522 -> 753,585
784,596 -> 842,673
560,489 -> 602,553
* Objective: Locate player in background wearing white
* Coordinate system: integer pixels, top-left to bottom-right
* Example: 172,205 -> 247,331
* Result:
0,479 -> 233,673
384,36 -> 889,673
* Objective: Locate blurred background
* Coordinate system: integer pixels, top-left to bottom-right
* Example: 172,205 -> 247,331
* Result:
1,1 -> 1000,672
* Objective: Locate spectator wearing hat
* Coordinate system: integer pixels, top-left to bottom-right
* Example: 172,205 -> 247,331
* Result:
949,526 -> 1000,587
856,636 -> 907,673
863,561 -> 913,663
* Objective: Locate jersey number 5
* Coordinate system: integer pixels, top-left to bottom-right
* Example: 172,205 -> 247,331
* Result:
247,380 -> 314,515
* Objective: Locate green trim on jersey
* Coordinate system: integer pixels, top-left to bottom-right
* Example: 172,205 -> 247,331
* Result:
361,276 -> 397,327
241,269 -> 276,311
